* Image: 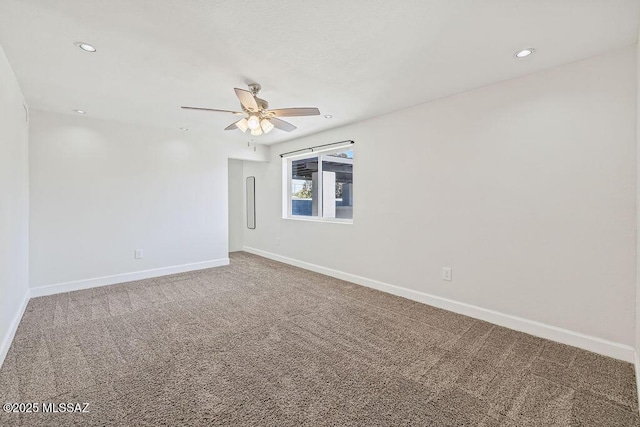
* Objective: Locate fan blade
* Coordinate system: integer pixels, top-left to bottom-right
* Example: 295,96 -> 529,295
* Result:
224,120 -> 241,130
234,88 -> 259,112
268,107 -> 320,117
181,106 -> 243,115
271,118 -> 297,132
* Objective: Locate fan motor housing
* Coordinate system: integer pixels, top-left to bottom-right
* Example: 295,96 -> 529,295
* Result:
255,98 -> 268,111
241,97 -> 268,114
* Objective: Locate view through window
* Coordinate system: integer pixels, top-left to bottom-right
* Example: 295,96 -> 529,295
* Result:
288,147 -> 353,221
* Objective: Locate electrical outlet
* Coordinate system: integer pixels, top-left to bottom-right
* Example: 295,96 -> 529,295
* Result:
135,249 -> 143,259
442,267 -> 452,281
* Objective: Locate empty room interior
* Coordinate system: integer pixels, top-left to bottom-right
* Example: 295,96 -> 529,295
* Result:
3,1 -> 640,425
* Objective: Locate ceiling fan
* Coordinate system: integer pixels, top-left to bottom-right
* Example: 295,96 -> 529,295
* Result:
181,83 -> 320,136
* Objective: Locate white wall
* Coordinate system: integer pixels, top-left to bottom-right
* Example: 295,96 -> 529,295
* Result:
29,110 -> 268,290
0,43 -> 29,364
244,47 -> 637,350
228,159 -> 244,252
635,32 -> 640,381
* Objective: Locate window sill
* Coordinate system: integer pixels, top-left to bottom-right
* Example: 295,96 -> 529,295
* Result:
284,216 -> 353,225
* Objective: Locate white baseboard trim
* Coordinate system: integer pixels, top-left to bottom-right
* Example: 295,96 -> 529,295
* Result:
30,258 -> 230,298
635,352 -> 640,414
243,246 -> 635,363
0,289 -> 30,369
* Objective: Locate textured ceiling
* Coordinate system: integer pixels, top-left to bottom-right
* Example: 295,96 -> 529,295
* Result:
0,0 -> 638,145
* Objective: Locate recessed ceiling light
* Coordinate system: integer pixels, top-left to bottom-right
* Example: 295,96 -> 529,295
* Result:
76,42 -> 96,52
73,109 -> 86,114
324,115 -> 333,119
180,127 -> 189,131
515,48 -> 534,58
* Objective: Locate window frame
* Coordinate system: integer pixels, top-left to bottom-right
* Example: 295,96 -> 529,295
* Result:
282,145 -> 354,224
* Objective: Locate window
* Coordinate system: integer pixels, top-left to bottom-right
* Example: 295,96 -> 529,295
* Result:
284,147 -> 353,222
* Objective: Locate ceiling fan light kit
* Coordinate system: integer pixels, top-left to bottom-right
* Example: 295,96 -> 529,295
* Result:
236,117 -> 249,132
260,118 -> 274,133
247,115 -> 261,130
181,83 -> 321,136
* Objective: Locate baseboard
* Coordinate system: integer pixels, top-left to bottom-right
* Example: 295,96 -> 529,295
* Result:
243,246 -> 635,363
30,258 -> 230,298
0,289 -> 30,369
635,351 -> 640,414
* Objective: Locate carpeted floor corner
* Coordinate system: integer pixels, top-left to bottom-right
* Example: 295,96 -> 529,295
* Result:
0,252 -> 638,426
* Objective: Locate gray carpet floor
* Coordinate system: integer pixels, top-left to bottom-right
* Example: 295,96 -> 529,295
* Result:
0,252 -> 638,426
